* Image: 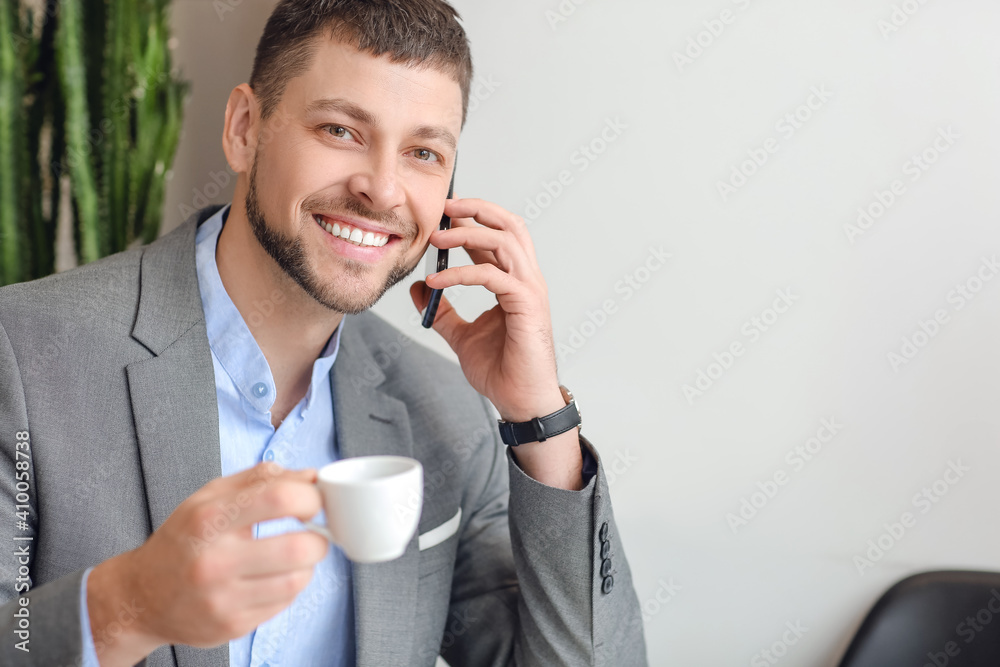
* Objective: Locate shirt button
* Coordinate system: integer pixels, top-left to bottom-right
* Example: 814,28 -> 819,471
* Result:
601,558 -> 613,578
252,382 -> 269,398
602,575 -> 614,594
263,450 -> 275,462
600,539 -> 611,560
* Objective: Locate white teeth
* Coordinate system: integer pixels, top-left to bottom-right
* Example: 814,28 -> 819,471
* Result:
315,214 -> 389,247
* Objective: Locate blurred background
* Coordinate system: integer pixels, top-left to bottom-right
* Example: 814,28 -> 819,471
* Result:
17,0 -> 1000,664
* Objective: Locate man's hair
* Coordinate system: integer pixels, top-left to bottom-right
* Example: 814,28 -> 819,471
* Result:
249,0 -> 473,126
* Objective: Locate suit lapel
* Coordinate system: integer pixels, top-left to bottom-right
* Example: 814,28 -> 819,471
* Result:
125,207 -> 421,666
333,319 -> 420,666
127,207 -> 228,667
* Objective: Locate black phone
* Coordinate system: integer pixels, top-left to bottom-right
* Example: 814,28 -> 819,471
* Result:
421,163 -> 456,329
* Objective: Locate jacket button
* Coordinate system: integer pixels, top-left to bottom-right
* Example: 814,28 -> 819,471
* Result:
602,575 -> 614,594
601,558 -> 613,577
600,539 -> 611,560
599,521 -> 609,541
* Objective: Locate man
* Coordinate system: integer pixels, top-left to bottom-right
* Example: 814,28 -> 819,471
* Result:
0,1 -> 646,665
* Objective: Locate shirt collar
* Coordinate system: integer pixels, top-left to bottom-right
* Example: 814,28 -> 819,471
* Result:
195,203 -> 342,415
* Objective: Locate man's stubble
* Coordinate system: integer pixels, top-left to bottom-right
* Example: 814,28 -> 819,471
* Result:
244,154 -> 423,315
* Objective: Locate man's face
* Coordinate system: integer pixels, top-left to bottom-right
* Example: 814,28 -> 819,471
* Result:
244,38 -> 463,314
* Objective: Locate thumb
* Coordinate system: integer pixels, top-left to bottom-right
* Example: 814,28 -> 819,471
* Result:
409,280 -> 468,352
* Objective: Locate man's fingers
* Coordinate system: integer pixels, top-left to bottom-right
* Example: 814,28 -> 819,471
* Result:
427,263 -> 520,300
195,463 -> 323,532
409,282 -> 470,352
431,226 -> 528,277
204,462 -> 316,499
231,478 -> 323,530
238,568 -> 317,610
445,198 -> 538,264
237,531 -> 329,578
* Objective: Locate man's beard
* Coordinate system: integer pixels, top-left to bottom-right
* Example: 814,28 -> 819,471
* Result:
244,160 -> 421,315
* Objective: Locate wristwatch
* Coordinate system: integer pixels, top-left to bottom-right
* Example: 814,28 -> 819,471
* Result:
497,385 -> 582,446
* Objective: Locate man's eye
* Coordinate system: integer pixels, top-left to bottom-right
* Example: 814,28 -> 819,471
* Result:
413,148 -> 439,162
325,125 -> 353,139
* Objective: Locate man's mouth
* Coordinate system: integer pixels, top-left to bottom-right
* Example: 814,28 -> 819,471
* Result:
313,213 -> 390,248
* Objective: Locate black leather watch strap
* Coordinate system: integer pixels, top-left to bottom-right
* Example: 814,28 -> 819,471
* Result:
498,400 -> 581,447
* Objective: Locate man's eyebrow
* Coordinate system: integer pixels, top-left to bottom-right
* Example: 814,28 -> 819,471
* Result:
411,125 -> 457,152
304,97 -> 457,152
303,97 -> 378,126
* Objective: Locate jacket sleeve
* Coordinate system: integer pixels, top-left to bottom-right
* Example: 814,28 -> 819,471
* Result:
440,395 -> 647,666
0,318 -> 88,666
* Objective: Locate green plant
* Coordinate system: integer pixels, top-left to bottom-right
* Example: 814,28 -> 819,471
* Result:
0,0 -> 188,286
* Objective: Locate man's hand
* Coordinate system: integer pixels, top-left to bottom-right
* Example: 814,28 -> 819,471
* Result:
410,198 -> 583,490
86,462 -> 329,666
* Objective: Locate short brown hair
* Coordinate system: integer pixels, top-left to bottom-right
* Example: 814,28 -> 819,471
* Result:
249,0 -> 473,127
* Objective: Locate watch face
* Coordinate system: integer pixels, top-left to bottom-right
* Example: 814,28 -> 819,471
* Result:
559,385 -> 581,431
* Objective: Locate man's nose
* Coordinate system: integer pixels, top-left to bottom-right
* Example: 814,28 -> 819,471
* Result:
347,152 -> 404,211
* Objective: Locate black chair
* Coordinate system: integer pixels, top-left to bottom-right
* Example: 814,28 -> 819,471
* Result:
838,570 -> 1000,667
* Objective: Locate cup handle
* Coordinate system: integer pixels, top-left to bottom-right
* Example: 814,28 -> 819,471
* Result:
304,521 -> 334,543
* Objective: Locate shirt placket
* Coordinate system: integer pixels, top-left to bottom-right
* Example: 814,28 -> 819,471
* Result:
248,402 -> 307,666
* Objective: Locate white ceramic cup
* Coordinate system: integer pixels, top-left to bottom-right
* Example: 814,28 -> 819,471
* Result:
304,455 -> 423,563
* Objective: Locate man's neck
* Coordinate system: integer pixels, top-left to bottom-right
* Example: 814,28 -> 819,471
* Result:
215,200 -> 343,426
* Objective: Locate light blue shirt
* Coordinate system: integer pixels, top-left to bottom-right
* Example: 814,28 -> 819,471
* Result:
79,203 -> 355,666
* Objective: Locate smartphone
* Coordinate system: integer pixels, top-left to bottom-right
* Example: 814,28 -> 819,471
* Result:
421,164 -> 456,328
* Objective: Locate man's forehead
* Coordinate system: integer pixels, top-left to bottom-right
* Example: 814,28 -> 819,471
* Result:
291,36 -> 464,134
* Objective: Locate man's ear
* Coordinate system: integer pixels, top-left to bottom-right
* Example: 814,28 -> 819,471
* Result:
222,83 -> 259,174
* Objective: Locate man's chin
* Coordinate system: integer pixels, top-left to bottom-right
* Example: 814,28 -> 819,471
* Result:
302,257 -> 419,315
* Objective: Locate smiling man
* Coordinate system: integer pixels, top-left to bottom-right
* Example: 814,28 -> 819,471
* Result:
0,1 -> 645,666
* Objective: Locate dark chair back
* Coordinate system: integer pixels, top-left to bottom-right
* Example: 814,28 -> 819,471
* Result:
838,570 -> 1000,667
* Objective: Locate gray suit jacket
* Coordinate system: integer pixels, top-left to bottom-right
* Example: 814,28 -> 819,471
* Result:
0,205 -> 646,666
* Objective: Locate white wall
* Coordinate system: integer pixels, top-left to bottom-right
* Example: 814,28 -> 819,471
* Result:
164,1 -> 1000,665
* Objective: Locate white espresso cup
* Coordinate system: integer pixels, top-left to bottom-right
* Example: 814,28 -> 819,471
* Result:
304,455 -> 423,563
